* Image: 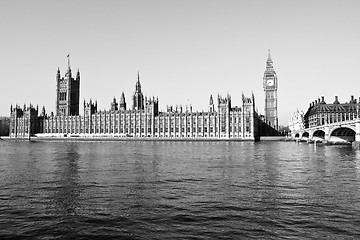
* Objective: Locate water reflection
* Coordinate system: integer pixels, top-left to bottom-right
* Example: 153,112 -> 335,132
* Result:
51,142 -> 81,217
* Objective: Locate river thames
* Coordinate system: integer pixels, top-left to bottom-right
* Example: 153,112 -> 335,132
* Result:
0,140 -> 359,239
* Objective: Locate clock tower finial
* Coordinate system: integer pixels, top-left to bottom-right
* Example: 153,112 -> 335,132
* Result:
263,50 -> 278,130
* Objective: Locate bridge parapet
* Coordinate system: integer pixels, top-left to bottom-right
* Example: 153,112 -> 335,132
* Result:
301,119 -> 360,143
290,95 -> 360,146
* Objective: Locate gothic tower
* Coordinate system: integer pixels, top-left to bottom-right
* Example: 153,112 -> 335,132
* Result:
217,94 -> 231,138
120,92 -> 127,111
209,95 -> 215,112
263,50 -> 278,130
132,72 -> 144,110
56,55 -> 80,116
110,97 -> 118,111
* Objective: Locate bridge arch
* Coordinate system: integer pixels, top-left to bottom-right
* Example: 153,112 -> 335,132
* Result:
302,132 -> 309,139
294,133 -> 300,138
312,130 -> 325,140
329,127 -> 356,143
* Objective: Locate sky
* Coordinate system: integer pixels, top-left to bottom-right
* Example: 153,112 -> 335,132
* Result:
1,0 -> 360,126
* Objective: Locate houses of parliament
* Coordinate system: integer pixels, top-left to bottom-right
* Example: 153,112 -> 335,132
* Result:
9,52 -> 278,140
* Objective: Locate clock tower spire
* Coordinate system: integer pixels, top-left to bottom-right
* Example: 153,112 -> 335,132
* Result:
263,50 -> 278,130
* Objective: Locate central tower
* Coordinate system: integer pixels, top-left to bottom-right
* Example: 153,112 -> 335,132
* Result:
263,50 -> 278,130
56,55 -> 80,116
132,72 -> 144,110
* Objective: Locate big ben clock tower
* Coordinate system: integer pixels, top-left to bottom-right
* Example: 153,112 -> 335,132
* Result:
263,50 -> 278,130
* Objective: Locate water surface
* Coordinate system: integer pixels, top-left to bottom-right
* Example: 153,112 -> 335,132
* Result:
0,140 -> 360,239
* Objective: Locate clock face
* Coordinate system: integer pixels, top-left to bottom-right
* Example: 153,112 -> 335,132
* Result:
267,79 -> 274,86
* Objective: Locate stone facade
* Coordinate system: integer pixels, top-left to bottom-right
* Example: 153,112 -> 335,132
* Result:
9,64 -> 260,140
38,94 -> 257,139
9,105 -> 46,139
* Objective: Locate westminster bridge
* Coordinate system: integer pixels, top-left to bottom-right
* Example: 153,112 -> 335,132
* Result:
293,119 -> 360,144
290,96 -> 360,146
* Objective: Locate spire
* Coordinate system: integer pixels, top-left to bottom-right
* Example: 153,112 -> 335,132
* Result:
135,71 -> 141,92
209,94 -> 213,105
267,49 -> 272,62
120,92 -> 125,102
266,49 -> 273,69
120,92 -> 126,110
76,68 -> 80,80
56,67 -> 61,81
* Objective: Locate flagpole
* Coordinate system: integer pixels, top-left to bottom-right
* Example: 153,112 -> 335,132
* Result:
67,54 -> 70,69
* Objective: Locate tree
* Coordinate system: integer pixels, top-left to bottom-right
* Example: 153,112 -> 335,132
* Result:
0,117 -> 10,136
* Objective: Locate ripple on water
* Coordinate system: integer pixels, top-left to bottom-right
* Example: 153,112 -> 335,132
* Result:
0,141 -> 360,239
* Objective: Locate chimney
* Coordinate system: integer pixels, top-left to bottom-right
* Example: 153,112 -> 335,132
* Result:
351,95 -> 354,103
321,96 -> 325,103
315,100 -> 318,105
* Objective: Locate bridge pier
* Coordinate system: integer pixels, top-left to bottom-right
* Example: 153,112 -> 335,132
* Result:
352,121 -> 360,149
324,126 -> 330,143
299,119 -> 360,146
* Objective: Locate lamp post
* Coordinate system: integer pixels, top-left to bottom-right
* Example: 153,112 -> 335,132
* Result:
28,112 -> 31,141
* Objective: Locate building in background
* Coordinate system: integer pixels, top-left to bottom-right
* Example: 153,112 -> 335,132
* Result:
9,59 -> 261,140
288,109 -> 305,138
303,96 -> 359,129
